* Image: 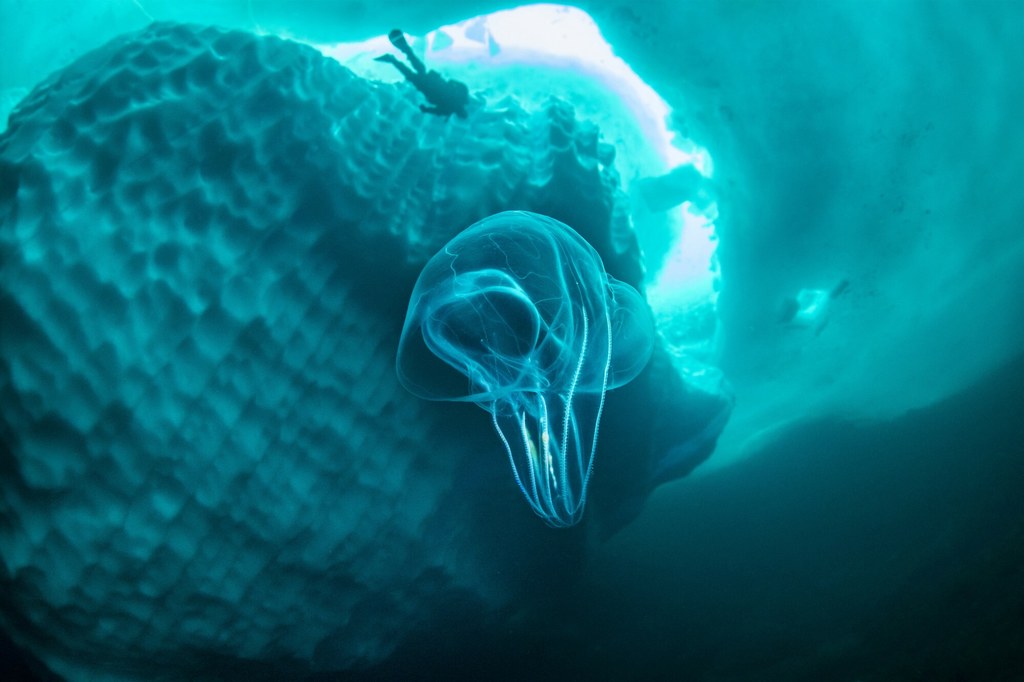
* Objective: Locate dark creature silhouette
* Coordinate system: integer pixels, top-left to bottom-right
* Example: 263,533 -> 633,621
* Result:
375,29 -> 470,119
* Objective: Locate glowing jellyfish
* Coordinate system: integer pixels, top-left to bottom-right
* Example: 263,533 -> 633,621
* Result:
397,211 -> 654,527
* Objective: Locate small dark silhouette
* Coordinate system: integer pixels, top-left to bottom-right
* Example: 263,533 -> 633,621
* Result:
374,29 -> 469,119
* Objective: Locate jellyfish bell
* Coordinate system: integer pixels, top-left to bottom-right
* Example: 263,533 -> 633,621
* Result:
397,210 -> 654,527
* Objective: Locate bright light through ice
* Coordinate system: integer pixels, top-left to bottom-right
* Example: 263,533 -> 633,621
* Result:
316,4 -> 719,356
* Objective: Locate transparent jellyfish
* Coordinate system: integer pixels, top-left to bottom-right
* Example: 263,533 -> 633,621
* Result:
397,211 -> 654,527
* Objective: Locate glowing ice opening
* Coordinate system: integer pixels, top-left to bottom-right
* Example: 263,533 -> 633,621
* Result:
314,4 -> 719,358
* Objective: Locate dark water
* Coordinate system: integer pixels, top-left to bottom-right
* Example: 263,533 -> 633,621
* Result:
581,352 -> 1024,681
343,353 -> 1024,681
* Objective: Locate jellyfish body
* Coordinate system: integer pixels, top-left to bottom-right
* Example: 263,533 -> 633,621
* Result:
397,211 -> 654,527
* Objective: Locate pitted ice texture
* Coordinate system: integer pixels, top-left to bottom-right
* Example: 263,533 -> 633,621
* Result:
0,21 -> 710,679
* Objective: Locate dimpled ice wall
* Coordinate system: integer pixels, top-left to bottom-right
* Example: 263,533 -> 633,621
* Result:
0,22 -> 729,679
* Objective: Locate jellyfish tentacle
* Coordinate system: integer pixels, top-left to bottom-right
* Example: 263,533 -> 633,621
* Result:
561,305 -> 587,498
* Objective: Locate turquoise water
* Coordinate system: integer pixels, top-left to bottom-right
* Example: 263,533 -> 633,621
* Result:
1,2 -> 1022,680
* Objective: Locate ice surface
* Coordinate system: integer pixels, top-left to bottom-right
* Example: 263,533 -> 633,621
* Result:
0,19 -> 729,679
621,0 -> 1024,466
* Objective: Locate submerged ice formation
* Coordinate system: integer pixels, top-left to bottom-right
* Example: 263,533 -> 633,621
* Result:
323,4 -> 721,359
0,20 -> 730,679
397,211 -> 654,527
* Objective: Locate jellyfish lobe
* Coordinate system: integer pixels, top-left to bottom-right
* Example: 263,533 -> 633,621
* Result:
397,210 -> 654,527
